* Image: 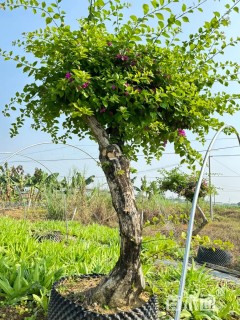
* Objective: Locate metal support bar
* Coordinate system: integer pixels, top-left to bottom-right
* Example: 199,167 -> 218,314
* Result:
209,156 -> 213,220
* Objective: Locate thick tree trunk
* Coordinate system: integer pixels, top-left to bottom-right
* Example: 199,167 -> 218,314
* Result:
85,116 -> 145,308
192,204 -> 208,236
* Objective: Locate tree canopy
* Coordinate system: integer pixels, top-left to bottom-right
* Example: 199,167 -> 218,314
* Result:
1,0 -> 240,164
158,167 -> 210,201
1,0 -> 240,310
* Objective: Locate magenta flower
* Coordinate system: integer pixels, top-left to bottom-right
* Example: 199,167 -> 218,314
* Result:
111,85 -> 116,90
115,54 -> 129,61
178,129 -> 186,137
65,72 -> 72,80
124,83 -> 130,87
107,41 -> 113,46
100,107 -> 107,113
81,82 -> 90,89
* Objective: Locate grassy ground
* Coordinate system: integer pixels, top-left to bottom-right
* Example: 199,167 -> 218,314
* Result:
1,198 -> 239,268
0,199 -> 239,319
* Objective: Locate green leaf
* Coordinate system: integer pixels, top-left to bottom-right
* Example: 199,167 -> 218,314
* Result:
143,4 -> 149,15
23,66 -> 30,73
158,20 -> 164,28
130,15 -> 138,22
131,36 -> 142,41
155,13 -> 164,20
47,6 -> 54,13
213,11 -> 220,17
0,278 -> 14,296
182,4 -> 186,12
182,16 -> 189,23
53,13 -> 60,19
46,17 -> 53,24
175,19 -> 181,27
13,266 -> 23,292
151,0 -> 158,8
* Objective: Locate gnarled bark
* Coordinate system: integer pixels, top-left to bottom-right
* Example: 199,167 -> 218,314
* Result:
192,204 -> 208,236
85,116 -> 145,308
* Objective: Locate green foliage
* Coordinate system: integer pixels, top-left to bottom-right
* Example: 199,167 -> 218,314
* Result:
145,259 -> 240,320
0,163 -> 28,201
0,217 -> 119,305
0,164 -> 96,220
1,0 -> 240,164
158,167 -> 211,201
190,234 -> 234,251
135,175 -> 162,199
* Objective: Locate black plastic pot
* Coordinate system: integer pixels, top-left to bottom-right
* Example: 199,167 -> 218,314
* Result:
48,274 -> 159,320
196,246 -> 232,267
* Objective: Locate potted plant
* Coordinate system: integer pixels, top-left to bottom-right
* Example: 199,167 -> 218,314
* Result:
158,167 -> 214,236
192,235 -> 234,267
1,0 -> 240,318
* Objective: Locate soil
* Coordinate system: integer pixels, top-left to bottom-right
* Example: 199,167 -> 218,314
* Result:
0,305 -> 47,320
57,275 -> 150,314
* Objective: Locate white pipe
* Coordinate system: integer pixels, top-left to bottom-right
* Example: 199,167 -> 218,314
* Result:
0,141 -> 98,167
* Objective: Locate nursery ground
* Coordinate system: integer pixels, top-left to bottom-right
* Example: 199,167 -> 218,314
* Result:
0,203 -> 239,320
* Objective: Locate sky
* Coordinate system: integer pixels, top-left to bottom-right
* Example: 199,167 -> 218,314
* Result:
1,0 -> 240,204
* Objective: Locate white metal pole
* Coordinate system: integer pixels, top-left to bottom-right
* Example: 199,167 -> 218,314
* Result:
209,156 -> 213,220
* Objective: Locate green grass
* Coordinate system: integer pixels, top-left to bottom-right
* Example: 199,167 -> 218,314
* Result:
0,216 -> 239,319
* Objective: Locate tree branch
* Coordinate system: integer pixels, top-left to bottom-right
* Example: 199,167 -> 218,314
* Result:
85,116 -> 110,149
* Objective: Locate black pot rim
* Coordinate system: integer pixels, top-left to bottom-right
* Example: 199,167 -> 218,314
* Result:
198,245 -> 231,253
50,273 -> 158,317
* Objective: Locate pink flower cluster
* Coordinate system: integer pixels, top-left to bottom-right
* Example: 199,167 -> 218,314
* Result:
65,73 -> 89,90
81,82 -> 90,89
116,54 -> 129,61
65,72 -> 72,80
178,129 -> 186,137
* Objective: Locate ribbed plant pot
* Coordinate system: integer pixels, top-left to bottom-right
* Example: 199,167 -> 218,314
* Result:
48,274 -> 159,320
196,246 -> 232,267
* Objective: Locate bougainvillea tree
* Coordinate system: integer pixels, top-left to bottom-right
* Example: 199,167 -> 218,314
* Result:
158,167 -> 212,235
1,0 -> 240,308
